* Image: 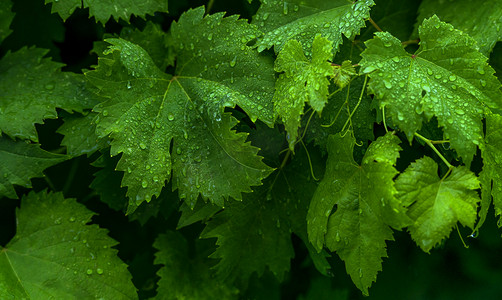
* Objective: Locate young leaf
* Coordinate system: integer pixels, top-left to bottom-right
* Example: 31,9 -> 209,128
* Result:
45,0 -> 168,24
154,231 -> 238,300
254,0 -> 374,55
0,47 -> 100,142
360,15 -> 502,164
395,157 -> 480,252
307,132 -> 407,295
86,7 -> 274,212
416,0 -> 502,55
0,0 -> 14,42
0,137 -> 67,199
0,191 -> 136,299
273,35 -> 333,149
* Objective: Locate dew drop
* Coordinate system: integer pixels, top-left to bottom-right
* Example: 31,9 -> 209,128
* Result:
86,269 -> 93,275
392,56 -> 400,63
45,83 -> 55,90
168,113 -> 175,121
142,180 -> 148,188
229,56 -> 237,67
97,268 -> 104,275
449,75 -> 456,81
139,143 -> 147,150
383,80 -> 393,89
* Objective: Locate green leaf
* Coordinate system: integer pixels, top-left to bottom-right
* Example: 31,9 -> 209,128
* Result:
58,112 -> 108,157
254,0 -> 374,54
307,132 -> 407,295
0,137 -> 67,199
202,144 -> 329,284
45,0 -> 168,23
476,112 -> 502,231
416,0 -> 502,55
0,191 -> 137,299
273,35 -> 333,149
86,7 -> 274,212
154,231 -> 238,300
395,156 -> 480,252
0,47 -> 100,141
0,0 -> 14,42
360,15 -> 502,164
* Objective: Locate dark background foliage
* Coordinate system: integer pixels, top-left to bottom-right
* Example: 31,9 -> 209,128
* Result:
2,0 -> 502,299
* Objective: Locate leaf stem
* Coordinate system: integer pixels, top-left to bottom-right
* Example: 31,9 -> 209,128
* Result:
382,107 -> 389,133
300,140 -> 318,181
402,39 -> 420,46
341,74 -> 368,133
414,132 -> 453,170
456,224 -> 469,249
369,18 -> 383,32
207,0 -> 216,14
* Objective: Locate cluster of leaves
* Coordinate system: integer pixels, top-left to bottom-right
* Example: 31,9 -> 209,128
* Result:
2,0 -> 502,298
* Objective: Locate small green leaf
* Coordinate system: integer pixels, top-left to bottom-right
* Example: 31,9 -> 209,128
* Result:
273,35 -> 333,149
0,191 -> 137,299
395,157 -> 480,252
360,15 -> 502,164
58,112 -> 108,157
0,137 -> 67,199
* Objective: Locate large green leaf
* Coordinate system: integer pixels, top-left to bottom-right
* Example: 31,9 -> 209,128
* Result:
307,132 -> 407,295
201,144 -> 330,284
0,47 -> 100,142
0,0 -> 14,42
0,191 -> 136,299
416,0 -> 502,55
395,157 -> 480,252
45,0 -> 168,23
154,231 -> 238,300
273,35 -> 333,149
85,7 -> 274,212
253,0 -> 374,55
0,137 -> 67,199
360,15 -> 502,164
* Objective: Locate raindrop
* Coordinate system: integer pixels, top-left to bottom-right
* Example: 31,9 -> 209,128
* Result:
468,231 -> 478,238
142,180 -> 148,188
229,56 -> 237,67
86,269 -> 93,275
139,143 -> 147,150
392,56 -> 400,63
126,81 -> 132,89
168,113 -> 175,121
449,75 -> 456,81
97,268 -> 104,275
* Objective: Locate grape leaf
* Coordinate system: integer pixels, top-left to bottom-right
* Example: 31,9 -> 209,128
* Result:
253,0 -> 374,55
45,0 -> 168,23
85,7 -> 274,212
395,156 -> 480,252
307,132 -> 407,295
0,191 -> 136,299
0,137 -> 67,199
0,47 -> 100,142
58,112 -> 109,157
201,144 -> 329,284
0,0 -> 14,42
416,0 -> 502,55
273,35 -> 333,149
154,231 -> 238,300
475,112 -> 502,232
360,15 -> 502,164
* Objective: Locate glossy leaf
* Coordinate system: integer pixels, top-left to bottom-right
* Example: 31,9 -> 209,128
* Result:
273,35 -> 333,149
0,191 -> 136,299
254,0 -> 374,55
395,157 -> 480,252
360,15 -> 502,164
85,7 -> 274,212
307,132 -> 407,295
0,0 -> 14,42
45,0 -> 168,23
